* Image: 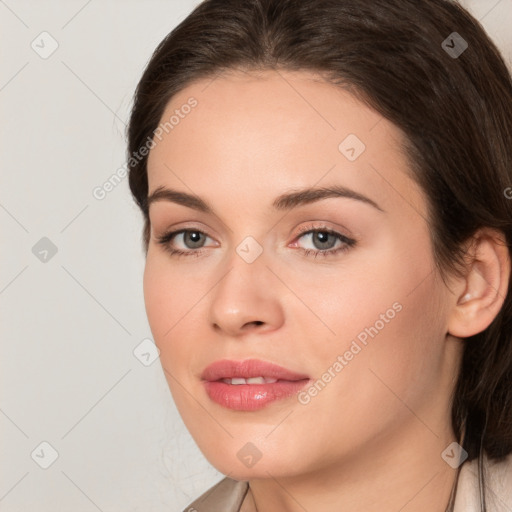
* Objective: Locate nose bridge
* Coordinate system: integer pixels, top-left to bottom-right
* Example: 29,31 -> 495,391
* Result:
234,234 -> 265,266
207,235 -> 283,334
214,234 -> 267,307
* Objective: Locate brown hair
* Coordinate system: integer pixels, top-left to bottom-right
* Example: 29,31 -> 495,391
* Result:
127,0 -> 512,508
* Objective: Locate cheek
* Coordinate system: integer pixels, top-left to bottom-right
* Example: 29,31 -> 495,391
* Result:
143,255 -> 170,339
291,280 -> 447,466
142,254 -> 198,361
143,250 -> 200,327
143,255 -> 205,417
336,272 -> 446,418
308,240 -> 447,412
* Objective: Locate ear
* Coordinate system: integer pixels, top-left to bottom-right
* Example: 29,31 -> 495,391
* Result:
447,228 -> 510,338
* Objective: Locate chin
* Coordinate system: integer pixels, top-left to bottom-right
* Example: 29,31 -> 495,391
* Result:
199,439 -> 305,480
209,458 -> 288,481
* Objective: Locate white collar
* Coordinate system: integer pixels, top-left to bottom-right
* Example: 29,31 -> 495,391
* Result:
453,452 -> 512,511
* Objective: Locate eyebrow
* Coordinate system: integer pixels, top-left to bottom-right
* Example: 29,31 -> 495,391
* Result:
146,184 -> 384,213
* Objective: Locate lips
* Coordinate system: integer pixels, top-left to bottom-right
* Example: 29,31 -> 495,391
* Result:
201,359 -> 310,411
201,359 -> 309,382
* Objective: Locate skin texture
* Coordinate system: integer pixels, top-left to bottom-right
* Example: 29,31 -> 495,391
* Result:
143,69 -> 510,512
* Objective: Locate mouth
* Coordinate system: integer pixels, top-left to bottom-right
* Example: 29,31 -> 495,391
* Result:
220,376 -> 280,385
201,359 -> 310,411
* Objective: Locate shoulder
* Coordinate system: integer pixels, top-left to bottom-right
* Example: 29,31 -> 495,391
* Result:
454,452 -> 512,512
182,476 -> 249,512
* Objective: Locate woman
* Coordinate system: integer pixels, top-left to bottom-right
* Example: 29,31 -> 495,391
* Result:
126,0 -> 512,510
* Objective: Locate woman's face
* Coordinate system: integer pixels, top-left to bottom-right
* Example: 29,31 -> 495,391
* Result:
144,70 -> 461,479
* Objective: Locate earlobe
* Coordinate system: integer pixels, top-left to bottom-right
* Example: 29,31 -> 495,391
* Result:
447,228 -> 510,339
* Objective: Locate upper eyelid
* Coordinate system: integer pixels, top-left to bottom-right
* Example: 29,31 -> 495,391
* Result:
163,225 -> 354,247
165,225 -> 345,237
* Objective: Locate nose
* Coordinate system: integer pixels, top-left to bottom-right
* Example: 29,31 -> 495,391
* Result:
207,248 -> 285,337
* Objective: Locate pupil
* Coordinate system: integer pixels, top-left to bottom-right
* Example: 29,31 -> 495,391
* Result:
186,231 -> 203,248
314,231 -> 334,249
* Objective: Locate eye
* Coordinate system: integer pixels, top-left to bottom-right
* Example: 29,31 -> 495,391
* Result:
155,229 -> 215,257
155,225 -> 357,259
292,225 -> 356,258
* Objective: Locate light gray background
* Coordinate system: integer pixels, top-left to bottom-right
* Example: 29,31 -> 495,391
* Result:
1,1 -> 511,511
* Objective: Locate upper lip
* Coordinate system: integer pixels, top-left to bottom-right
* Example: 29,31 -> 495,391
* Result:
201,359 -> 310,382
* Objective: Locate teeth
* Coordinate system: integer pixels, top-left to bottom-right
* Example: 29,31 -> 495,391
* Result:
221,377 -> 279,385
246,377 -> 267,385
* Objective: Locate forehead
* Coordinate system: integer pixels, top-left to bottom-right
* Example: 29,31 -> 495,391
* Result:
146,69 -> 427,220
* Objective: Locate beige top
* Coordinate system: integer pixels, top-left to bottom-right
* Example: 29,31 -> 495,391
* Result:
182,453 -> 512,511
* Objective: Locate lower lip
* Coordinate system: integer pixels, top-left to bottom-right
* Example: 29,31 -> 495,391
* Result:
203,379 -> 310,411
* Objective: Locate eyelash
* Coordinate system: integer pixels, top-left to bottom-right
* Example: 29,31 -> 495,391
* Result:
155,224 -> 356,259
